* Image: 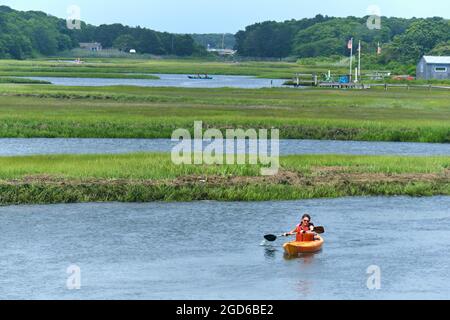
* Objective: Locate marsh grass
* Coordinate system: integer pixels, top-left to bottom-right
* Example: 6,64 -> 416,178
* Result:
0,153 -> 449,204
0,72 -> 160,79
0,153 -> 261,180
1,153 -> 448,179
0,59 -> 449,148
3,182 -> 449,205
0,58 -> 346,79
0,77 -> 51,84
0,85 -> 449,142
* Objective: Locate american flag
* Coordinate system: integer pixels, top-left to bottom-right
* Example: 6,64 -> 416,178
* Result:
348,38 -> 353,50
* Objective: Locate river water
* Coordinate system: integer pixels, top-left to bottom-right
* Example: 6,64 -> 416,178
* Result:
1,138 -> 450,157
26,74 -> 286,89
0,196 -> 449,300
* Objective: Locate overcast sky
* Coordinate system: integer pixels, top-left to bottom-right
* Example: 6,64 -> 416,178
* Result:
2,0 -> 449,33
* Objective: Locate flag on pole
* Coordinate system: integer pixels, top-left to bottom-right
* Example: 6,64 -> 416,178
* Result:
348,38 -> 353,50
348,38 -> 354,82
377,42 -> 382,55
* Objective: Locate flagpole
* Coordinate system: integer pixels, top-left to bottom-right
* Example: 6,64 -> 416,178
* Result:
349,38 -> 353,82
358,40 -> 361,80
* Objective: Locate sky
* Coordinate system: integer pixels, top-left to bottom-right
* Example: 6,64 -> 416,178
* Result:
1,0 -> 449,33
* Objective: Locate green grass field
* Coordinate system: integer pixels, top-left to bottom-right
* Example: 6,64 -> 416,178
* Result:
0,84 -> 449,142
1,153 -> 449,179
0,77 -> 51,84
0,153 -> 449,204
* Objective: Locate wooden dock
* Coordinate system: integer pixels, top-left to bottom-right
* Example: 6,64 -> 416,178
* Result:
318,82 -> 369,89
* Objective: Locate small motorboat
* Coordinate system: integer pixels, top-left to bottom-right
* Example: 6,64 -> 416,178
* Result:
188,75 -> 213,80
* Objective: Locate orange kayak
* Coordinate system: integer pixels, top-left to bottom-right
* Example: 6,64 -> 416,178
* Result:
283,236 -> 324,256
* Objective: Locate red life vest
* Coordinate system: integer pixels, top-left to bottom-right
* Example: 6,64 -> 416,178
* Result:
295,224 -> 312,242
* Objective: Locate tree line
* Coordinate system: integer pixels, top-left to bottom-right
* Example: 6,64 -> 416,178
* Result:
235,15 -> 450,64
76,23 -> 205,56
2,4 -> 449,65
0,5 -> 205,59
190,34 -> 236,50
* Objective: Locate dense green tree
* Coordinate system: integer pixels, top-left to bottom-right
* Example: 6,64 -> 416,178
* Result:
113,34 -> 137,52
0,6 -> 73,58
235,21 -> 294,58
381,18 -> 450,64
172,34 -> 197,56
234,15 -> 448,67
30,24 -> 59,55
191,33 -> 235,49
0,5 -> 205,59
132,28 -> 166,55
430,41 -> 450,56
235,15 -> 332,58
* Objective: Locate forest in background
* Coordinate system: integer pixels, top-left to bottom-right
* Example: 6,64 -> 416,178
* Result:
235,15 -> 450,71
1,5 -> 449,72
0,5 -> 205,59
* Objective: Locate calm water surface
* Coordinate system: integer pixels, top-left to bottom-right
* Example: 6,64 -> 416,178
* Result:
26,74 -> 286,89
0,196 -> 449,300
1,138 -> 450,156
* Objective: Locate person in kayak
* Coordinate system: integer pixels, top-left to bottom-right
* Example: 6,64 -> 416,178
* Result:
284,214 -> 317,242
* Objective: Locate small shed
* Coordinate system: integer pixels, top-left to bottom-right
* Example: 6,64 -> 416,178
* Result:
416,56 -> 450,80
79,42 -> 103,52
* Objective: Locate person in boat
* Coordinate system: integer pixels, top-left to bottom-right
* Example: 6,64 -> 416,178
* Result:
284,214 -> 317,242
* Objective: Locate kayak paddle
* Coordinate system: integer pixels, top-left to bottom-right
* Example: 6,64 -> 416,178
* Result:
264,226 -> 325,242
264,234 -> 281,242
313,226 -> 325,234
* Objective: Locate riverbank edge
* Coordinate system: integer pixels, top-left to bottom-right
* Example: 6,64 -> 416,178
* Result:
0,73 -> 161,80
2,179 -> 449,205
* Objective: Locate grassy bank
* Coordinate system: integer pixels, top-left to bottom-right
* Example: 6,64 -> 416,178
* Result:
0,72 -> 160,79
0,153 -> 449,205
0,77 -> 51,84
0,85 -> 449,142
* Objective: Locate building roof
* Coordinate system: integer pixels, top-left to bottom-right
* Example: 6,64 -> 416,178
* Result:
207,48 -> 237,55
79,42 -> 102,47
423,56 -> 450,64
